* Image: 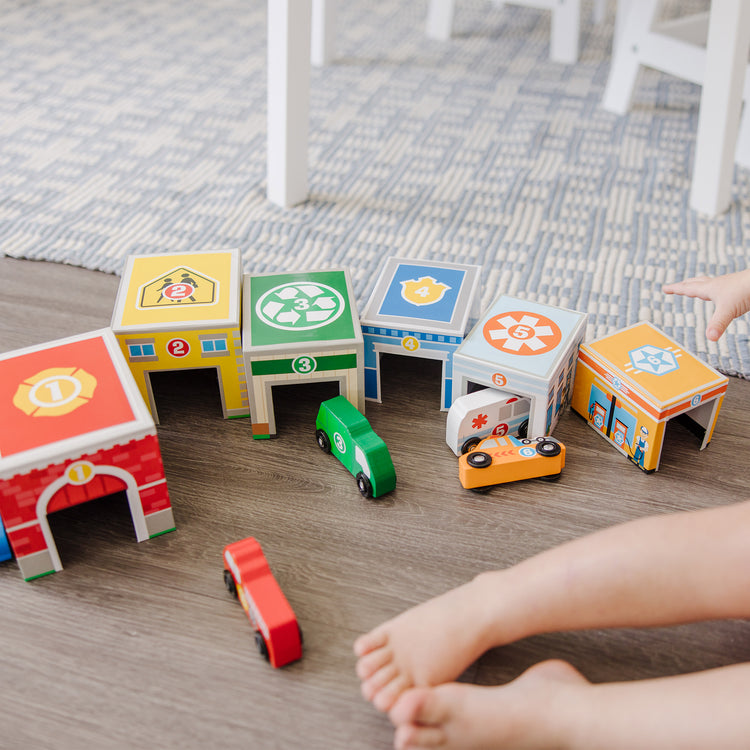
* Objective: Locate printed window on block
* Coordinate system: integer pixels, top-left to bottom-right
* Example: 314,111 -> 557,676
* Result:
200,334 -> 230,358
126,339 -> 158,362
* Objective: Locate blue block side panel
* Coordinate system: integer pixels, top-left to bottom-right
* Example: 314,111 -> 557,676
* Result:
0,518 -> 12,562
443,378 -> 452,409
365,368 -> 379,400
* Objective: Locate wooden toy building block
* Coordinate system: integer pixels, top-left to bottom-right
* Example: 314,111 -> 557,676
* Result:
452,295 -> 587,437
242,268 -> 364,439
111,249 -> 248,423
223,537 -> 303,668
360,257 -> 481,411
0,329 -> 175,581
571,322 -> 729,473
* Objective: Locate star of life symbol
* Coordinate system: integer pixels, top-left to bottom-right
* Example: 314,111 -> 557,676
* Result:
471,413 -> 488,430
483,312 -> 562,356
256,282 -> 345,331
400,276 -> 451,306
628,345 -> 680,376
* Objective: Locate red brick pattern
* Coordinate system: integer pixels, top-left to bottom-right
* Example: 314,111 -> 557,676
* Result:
0,433 -> 170,560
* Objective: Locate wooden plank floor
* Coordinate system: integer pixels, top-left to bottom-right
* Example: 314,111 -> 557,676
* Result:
2,256 -> 750,749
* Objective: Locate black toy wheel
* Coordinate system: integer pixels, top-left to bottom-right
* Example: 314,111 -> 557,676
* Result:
469,485 -> 493,493
356,472 -> 373,498
518,420 -> 529,439
536,439 -> 561,457
223,569 -> 237,598
460,437 -> 481,454
466,451 -> 492,468
255,631 -> 270,662
316,429 -> 331,453
541,472 -> 562,482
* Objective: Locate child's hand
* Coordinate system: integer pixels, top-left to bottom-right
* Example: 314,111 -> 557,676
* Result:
663,269 -> 750,341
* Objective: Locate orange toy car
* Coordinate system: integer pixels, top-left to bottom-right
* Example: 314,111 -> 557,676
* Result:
222,537 -> 303,668
458,434 -> 565,491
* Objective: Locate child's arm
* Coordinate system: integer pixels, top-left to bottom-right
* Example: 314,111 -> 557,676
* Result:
663,268 -> 750,341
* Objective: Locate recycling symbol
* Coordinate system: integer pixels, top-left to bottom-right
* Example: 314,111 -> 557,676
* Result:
628,345 -> 679,376
256,282 -> 345,331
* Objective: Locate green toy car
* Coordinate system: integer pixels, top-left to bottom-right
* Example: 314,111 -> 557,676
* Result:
315,396 -> 396,498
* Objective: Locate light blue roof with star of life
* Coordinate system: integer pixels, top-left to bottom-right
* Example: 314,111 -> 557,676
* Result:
457,295 -> 587,380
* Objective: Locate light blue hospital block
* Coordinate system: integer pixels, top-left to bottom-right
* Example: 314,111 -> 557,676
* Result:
453,294 -> 587,437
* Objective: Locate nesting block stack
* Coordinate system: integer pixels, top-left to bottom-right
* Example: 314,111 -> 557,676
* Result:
360,257 -> 481,411
571,322 -> 728,472
242,268 -> 364,439
0,329 -> 174,580
111,249 -> 248,422
452,294 -> 587,437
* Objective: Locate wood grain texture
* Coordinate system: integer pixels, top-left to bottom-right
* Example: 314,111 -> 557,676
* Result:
2,256 -> 750,749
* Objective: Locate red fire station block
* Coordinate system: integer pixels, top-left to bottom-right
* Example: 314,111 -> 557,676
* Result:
0,328 -> 175,580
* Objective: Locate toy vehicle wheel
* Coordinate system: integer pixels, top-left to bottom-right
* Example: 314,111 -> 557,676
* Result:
469,485 -> 493,493
223,569 -> 237,598
356,472 -> 373,498
466,451 -> 492,468
518,420 -> 529,439
255,631 -> 270,662
536,439 -> 561,457
316,429 -> 331,453
541,472 -> 562,482
461,437 -> 481,454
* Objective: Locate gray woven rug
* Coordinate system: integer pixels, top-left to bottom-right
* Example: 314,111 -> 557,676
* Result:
1,0 -> 748,376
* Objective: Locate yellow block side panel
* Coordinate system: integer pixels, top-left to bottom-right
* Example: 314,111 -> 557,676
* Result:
115,326 -> 248,418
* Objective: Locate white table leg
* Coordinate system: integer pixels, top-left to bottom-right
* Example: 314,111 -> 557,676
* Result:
689,0 -> 750,215
311,0 -> 336,66
267,0 -> 312,208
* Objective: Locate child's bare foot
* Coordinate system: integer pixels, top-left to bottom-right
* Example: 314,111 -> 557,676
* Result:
389,659 -> 588,750
354,575 -> 503,712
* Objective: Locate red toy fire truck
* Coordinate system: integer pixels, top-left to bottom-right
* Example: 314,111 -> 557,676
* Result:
222,537 -> 303,668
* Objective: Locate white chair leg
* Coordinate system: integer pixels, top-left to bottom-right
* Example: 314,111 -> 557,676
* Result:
735,103 -> 750,169
267,0 -> 311,207
426,0 -> 456,40
689,0 -> 750,215
311,0 -> 336,67
550,0 -> 581,64
601,0 -> 660,114
611,0 -> 630,54
592,0 -> 607,25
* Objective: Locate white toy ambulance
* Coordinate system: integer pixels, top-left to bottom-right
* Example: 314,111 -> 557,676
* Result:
446,387 -> 531,456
